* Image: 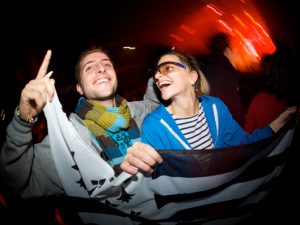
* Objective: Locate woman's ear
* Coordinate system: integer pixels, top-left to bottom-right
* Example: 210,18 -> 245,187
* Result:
76,84 -> 84,95
190,71 -> 198,86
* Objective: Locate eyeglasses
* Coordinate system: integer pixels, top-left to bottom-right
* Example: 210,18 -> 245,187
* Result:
156,61 -> 186,75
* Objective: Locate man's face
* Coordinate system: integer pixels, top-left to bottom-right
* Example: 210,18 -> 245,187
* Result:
76,51 -> 118,101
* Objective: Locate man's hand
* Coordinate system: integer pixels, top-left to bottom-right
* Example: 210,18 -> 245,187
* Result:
18,50 -> 55,121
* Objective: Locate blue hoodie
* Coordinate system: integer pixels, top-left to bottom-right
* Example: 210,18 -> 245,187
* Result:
141,95 -> 273,150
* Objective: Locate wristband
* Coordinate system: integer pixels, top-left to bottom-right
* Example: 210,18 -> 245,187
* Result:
16,107 -> 35,124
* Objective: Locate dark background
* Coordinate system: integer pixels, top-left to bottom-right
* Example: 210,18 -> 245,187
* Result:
1,0 -> 299,116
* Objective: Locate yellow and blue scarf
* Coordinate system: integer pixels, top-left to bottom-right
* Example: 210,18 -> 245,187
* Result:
75,96 -> 140,167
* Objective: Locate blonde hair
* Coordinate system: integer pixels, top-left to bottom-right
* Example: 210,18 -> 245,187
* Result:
196,69 -> 210,96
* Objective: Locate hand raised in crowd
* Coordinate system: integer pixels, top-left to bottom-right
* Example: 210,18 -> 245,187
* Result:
120,142 -> 163,175
18,50 -> 55,122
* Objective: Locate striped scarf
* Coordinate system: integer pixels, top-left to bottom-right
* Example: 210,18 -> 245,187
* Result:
75,96 -> 140,167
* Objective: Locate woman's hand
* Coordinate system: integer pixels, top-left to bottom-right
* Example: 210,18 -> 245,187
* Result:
120,142 -> 163,174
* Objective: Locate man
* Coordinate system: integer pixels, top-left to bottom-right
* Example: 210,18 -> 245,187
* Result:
0,47 -> 162,223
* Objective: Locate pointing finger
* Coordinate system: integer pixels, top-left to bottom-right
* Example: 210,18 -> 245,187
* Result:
36,50 -> 52,79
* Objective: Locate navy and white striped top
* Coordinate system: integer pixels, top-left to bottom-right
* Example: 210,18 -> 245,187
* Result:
172,103 -> 214,150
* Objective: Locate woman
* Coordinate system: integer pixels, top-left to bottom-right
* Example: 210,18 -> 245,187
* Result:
120,50 -> 297,175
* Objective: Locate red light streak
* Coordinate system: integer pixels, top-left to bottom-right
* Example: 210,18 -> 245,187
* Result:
206,3 -> 224,16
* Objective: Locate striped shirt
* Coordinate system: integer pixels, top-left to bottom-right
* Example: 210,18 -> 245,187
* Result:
172,103 -> 214,150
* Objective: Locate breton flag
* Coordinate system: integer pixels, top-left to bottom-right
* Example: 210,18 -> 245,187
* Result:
44,92 -> 296,225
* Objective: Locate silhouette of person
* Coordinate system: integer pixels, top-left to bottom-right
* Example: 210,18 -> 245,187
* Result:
203,32 -> 244,125
244,44 -> 300,132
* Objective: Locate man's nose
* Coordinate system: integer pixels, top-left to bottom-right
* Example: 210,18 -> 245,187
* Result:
96,63 -> 105,73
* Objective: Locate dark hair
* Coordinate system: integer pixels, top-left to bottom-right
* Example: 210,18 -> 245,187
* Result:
265,44 -> 299,105
74,46 -> 113,83
260,54 -> 273,76
209,32 -> 230,56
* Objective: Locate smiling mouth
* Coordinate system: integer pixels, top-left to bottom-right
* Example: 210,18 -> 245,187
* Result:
157,80 -> 171,89
94,78 -> 109,85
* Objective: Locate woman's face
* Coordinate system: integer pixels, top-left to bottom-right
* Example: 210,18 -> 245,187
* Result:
154,54 -> 195,101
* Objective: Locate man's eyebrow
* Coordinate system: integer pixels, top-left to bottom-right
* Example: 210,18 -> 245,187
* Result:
82,60 -> 94,68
